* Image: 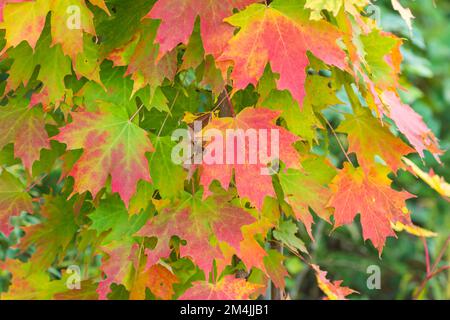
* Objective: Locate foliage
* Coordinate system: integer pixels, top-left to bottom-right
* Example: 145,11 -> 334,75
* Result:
0,0 -> 448,300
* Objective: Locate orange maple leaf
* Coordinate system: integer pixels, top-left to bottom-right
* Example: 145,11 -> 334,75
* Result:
328,164 -> 415,253
219,0 -> 346,105
130,264 -> 179,300
180,276 -> 263,300
311,264 -> 357,300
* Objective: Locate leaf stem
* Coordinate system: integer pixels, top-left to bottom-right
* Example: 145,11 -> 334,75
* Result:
129,103 -> 145,122
25,173 -> 48,192
421,237 -> 431,274
157,90 -> 180,138
322,115 -> 354,166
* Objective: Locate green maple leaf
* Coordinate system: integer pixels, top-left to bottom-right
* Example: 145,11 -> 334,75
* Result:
263,249 -> 288,289
89,194 -> 150,243
149,136 -> 187,199
0,96 -> 50,171
20,195 -> 78,269
0,170 -> 33,237
79,61 -> 135,115
5,42 -> 36,92
279,156 -> 337,238
273,219 -> 308,254
1,260 -> 70,300
95,0 -> 154,57
34,26 -> 72,106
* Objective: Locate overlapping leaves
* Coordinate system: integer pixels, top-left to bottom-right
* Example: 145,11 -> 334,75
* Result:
0,0 -> 445,301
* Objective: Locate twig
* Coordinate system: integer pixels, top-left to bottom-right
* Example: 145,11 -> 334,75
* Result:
270,235 -> 284,300
415,266 -> 450,299
431,236 -> 450,272
322,115 -> 354,166
223,89 -> 235,117
414,235 -> 450,299
25,173 -> 48,192
157,91 -> 180,138
421,237 -> 431,274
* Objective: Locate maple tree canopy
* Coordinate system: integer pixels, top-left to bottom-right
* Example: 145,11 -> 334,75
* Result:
0,0 -> 447,300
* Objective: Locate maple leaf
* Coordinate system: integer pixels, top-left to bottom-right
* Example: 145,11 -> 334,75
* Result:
259,86 -> 318,145
338,106 -> 414,173
0,0 -> 27,22
311,264 -> 357,300
181,24 -> 204,71
128,181 -> 155,215
381,90 -> 443,162
49,0 -> 97,61
360,30 -> 402,91
73,34 -> 102,83
94,0 -> 154,57
87,0 -> 109,14
0,0 -> 48,50
78,61 -> 135,114
279,156 -> 336,238
0,97 -> 49,171
130,264 -> 179,300
138,191 -> 255,274
403,157 -> 450,200
200,55 -> 227,96
239,206 -> 276,272
0,170 -> 33,236
1,0 -> 101,62
0,0 -> 446,302
263,249 -> 288,289
200,107 -> 300,210
328,164 -> 415,253
391,216 -> 437,239
5,42 -> 36,93
54,280 -> 100,300
273,219 -> 308,254
258,61 -> 340,144
53,102 -> 154,206
219,0 -> 346,105
108,19 -> 178,95
180,276 -> 262,300
305,0 -> 369,21
149,136 -> 187,199
97,240 -> 139,300
88,194 -> 150,243
391,0 -> 414,34
1,260 -> 71,300
147,0 -> 257,58
19,195 -> 78,269
32,28 -> 73,107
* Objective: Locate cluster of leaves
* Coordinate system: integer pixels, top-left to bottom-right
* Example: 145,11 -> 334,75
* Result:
295,1 -> 450,300
0,0 -> 447,300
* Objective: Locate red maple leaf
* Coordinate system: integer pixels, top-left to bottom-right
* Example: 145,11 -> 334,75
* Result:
200,107 -> 300,210
381,90 -> 443,162
328,164 -> 415,253
147,0 -> 257,58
